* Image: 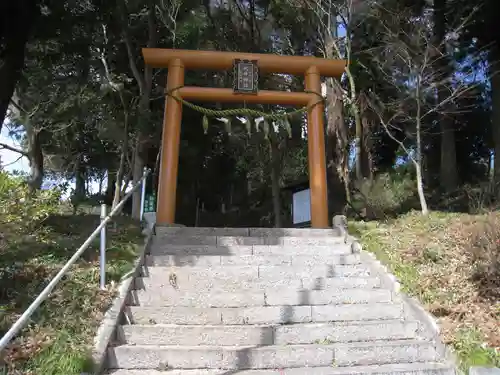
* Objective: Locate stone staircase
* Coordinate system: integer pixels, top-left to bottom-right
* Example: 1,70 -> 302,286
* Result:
105,227 -> 458,374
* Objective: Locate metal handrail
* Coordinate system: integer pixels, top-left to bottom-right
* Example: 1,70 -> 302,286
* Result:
0,168 -> 151,351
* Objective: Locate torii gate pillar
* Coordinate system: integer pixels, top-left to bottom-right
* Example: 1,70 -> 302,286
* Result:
157,58 -> 184,224
142,48 -> 346,228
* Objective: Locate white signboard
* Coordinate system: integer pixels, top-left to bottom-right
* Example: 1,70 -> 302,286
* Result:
292,188 -> 311,224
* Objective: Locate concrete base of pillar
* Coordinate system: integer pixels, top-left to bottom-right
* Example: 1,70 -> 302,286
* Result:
142,212 -> 156,235
142,212 -> 185,235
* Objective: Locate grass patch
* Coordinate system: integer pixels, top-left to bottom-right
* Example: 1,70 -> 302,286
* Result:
0,214 -> 143,375
350,211 -> 500,372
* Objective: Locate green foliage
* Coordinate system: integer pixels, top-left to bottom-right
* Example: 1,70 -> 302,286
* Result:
0,171 -> 62,232
0,171 -> 143,375
353,171 -> 417,219
453,328 -> 500,370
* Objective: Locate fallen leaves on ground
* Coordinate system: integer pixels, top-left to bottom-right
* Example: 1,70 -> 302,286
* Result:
351,211 -> 500,369
0,214 -> 143,375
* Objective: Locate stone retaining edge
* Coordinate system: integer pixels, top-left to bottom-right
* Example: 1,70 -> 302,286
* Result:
90,227 -> 154,374
354,239 -> 461,373
469,367 -> 500,375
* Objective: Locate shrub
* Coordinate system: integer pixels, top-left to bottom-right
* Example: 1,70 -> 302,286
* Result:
463,182 -> 497,214
0,171 -> 62,234
353,172 -> 417,219
467,212 -> 500,301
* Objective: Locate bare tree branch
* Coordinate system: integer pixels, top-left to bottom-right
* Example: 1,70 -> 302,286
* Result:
0,142 -> 28,157
1,155 -> 24,168
117,0 -> 145,94
145,0 -> 157,92
157,0 -> 181,46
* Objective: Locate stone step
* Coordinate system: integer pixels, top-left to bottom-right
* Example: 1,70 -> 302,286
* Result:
302,276 -> 381,290
263,265 -> 369,278
223,254 -> 361,266
135,275 -> 381,292
125,303 -> 404,325
117,320 -> 420,346
129,287 -> 393,307
149,244 -> 352,257
107,340 -> 439,369
145,253 -> 361,267
107,362 -> 456,374
153,235 -> 347,247
140,265 -> 370,281
150,244 -> 253,256
156,227 -> 250,237
155,227 -> 342,238
274,320 -> 420,345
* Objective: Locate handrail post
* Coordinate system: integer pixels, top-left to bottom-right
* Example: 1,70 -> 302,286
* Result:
100,203 -> 107,290
140,167 -> 147,222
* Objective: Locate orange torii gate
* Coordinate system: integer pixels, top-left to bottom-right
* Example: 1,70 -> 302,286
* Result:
142,48 -> 346,228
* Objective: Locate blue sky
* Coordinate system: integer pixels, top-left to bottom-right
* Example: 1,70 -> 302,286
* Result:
0,124 -> 30,173
0,121 -> 104,197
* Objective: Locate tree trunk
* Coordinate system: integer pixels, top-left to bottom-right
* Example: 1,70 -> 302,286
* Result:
0,1 -> 38,131
121,168 -> 133,196
85,177 -> 90,196
72,157 -> 86,214
345,71 -> 363,183
113,148 -> 127,208
326,77 -> 350,209
75,166 -> 86,198
106,169 -> 116,199
26,123 -> 43,192
113,109 -> 129,208
434,0 -> 459,191
129,58 -> 153,220
415,76 -> 429,215
247,171 -> 252,197
131,136 -> 145,219
490,47 -> 500,190
414,127 -> 429,215
488,150 -> 493,183
118,0 -> 156,220
359,93 -> 374,181
129,90 -> 150,220
129,60 -> 153,219
414,160 -> 429,215
360,135 -> 374,181
269,138 -> 282,228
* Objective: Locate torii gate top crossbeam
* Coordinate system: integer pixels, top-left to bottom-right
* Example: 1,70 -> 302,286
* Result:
142,48 -> 345,77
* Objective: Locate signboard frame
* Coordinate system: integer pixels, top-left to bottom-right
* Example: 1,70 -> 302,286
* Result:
232,59 -> 259,94
292,187 -> 311,227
